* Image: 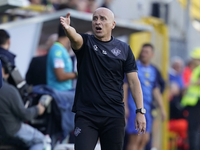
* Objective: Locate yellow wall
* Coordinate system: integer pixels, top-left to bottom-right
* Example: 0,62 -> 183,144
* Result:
191,0 -> 200,20
129,32 -> 151,60
178,0 -> 187,8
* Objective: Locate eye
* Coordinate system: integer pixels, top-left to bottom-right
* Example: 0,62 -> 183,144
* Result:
100,17 -> 106,21
93,16 -> 98,21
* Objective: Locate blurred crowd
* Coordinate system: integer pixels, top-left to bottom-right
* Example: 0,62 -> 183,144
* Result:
1,2 -> 200,150
23,0 -> 113,14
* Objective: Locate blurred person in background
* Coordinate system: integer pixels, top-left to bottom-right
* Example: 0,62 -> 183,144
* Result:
46,24 -> 77,143
168,56 -> 185,118
86,0 -> 98,13
26,33 -> 58,86
29,0 -> 42,5
0,57 -> 47,150
181,48 -> 200,150
76,0 -> 88,12
125,43 -> 166,150
63,0 -> 79,10
0,29 -> 16,68
0,60 -> 2,88
60,7 -> 146,150
146,65 -> 165,150
182,59 -> 195,88
46,0 -> 62,10
28,0 -> 55,13
101,0 -> 113,8
169,56 -> 184,91
47,24 -> 77,91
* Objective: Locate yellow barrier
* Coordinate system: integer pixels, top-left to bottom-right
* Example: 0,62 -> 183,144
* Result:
129,31 -> 151,60
177,0 -> 200,20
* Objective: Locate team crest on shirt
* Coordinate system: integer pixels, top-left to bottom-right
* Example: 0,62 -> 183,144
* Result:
93,45 -> 98,51
145,73 -> 149,78
102,50 -> 107,55
111,48 -> 121,56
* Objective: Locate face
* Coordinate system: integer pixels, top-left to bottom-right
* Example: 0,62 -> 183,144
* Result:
92,8 -> 115,41
140,46 -> 154,64
172,61 -> 183,74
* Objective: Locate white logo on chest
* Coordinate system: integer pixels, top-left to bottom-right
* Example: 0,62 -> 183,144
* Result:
111,48 -> 121,56
93,45 -> 98,51
102,50 -> 107,55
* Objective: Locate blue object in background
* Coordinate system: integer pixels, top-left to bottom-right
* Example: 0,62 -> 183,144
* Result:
0,60 -> 3,88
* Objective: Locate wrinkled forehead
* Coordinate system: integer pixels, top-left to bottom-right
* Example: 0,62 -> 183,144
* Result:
93,8 -> 114,20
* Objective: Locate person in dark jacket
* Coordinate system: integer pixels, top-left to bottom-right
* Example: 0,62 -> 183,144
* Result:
0,60 -> 2,88
26,33 -> 58,86
0,29 -> 16,67
0,59 -> 47,150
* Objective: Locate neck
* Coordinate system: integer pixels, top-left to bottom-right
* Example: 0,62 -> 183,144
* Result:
140,60 -> 150,66
57,38 -> 68,49
94,35 -> 112,42
0,44 -> 9,50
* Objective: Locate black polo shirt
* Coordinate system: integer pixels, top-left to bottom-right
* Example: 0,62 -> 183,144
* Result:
72,34 -> 137,118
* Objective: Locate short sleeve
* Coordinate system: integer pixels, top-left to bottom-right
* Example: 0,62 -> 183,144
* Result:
73,33 -> 88,54
0,60 -> 2,88
124,46 -> 138,73
153,78 -> 159,89
50,49 -> 65,68
155,66 -> 165,93
152,67 -> 159,89
123,74 -> 128,83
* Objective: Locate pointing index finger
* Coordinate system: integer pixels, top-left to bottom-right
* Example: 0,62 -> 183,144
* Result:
66,13 -> 70,18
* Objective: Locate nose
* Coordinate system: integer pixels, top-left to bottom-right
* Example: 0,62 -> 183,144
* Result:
95,19 -> 100,24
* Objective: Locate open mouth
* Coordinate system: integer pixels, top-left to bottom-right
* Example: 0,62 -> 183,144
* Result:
96,27 -> 102,31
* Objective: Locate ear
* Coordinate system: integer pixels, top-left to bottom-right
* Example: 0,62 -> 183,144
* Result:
7,39 -> 11,47
151,52 -> 154,58
112,21 -> 116,29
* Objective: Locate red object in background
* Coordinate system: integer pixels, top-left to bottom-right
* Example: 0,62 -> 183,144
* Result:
182,66 -> 192,87
169,119 -> 188,139
169,119 -> 189,150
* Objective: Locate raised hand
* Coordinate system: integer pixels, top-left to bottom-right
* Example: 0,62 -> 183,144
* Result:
60,13 -> 71,30
59,12 -> 83,50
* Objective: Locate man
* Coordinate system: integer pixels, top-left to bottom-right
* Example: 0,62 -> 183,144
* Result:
0,59 -> 2,88
47,24 -> 77,91
125,44 -> 166,150
0,58 -> 47,149
181,48 -> 200,150
60,7 -> 146,150
169,56 -> 184,90
47,24 -> 77,142
0,29 -> 16,67
26,33 -> 58,86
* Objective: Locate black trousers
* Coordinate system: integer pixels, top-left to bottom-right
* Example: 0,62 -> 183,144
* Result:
74,111 -> 125,150
187,101 -> 200,150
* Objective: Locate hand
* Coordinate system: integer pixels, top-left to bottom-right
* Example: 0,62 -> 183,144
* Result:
37,102 -> 45,115
135,113 -> 146,135
60,13 -> 71,30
